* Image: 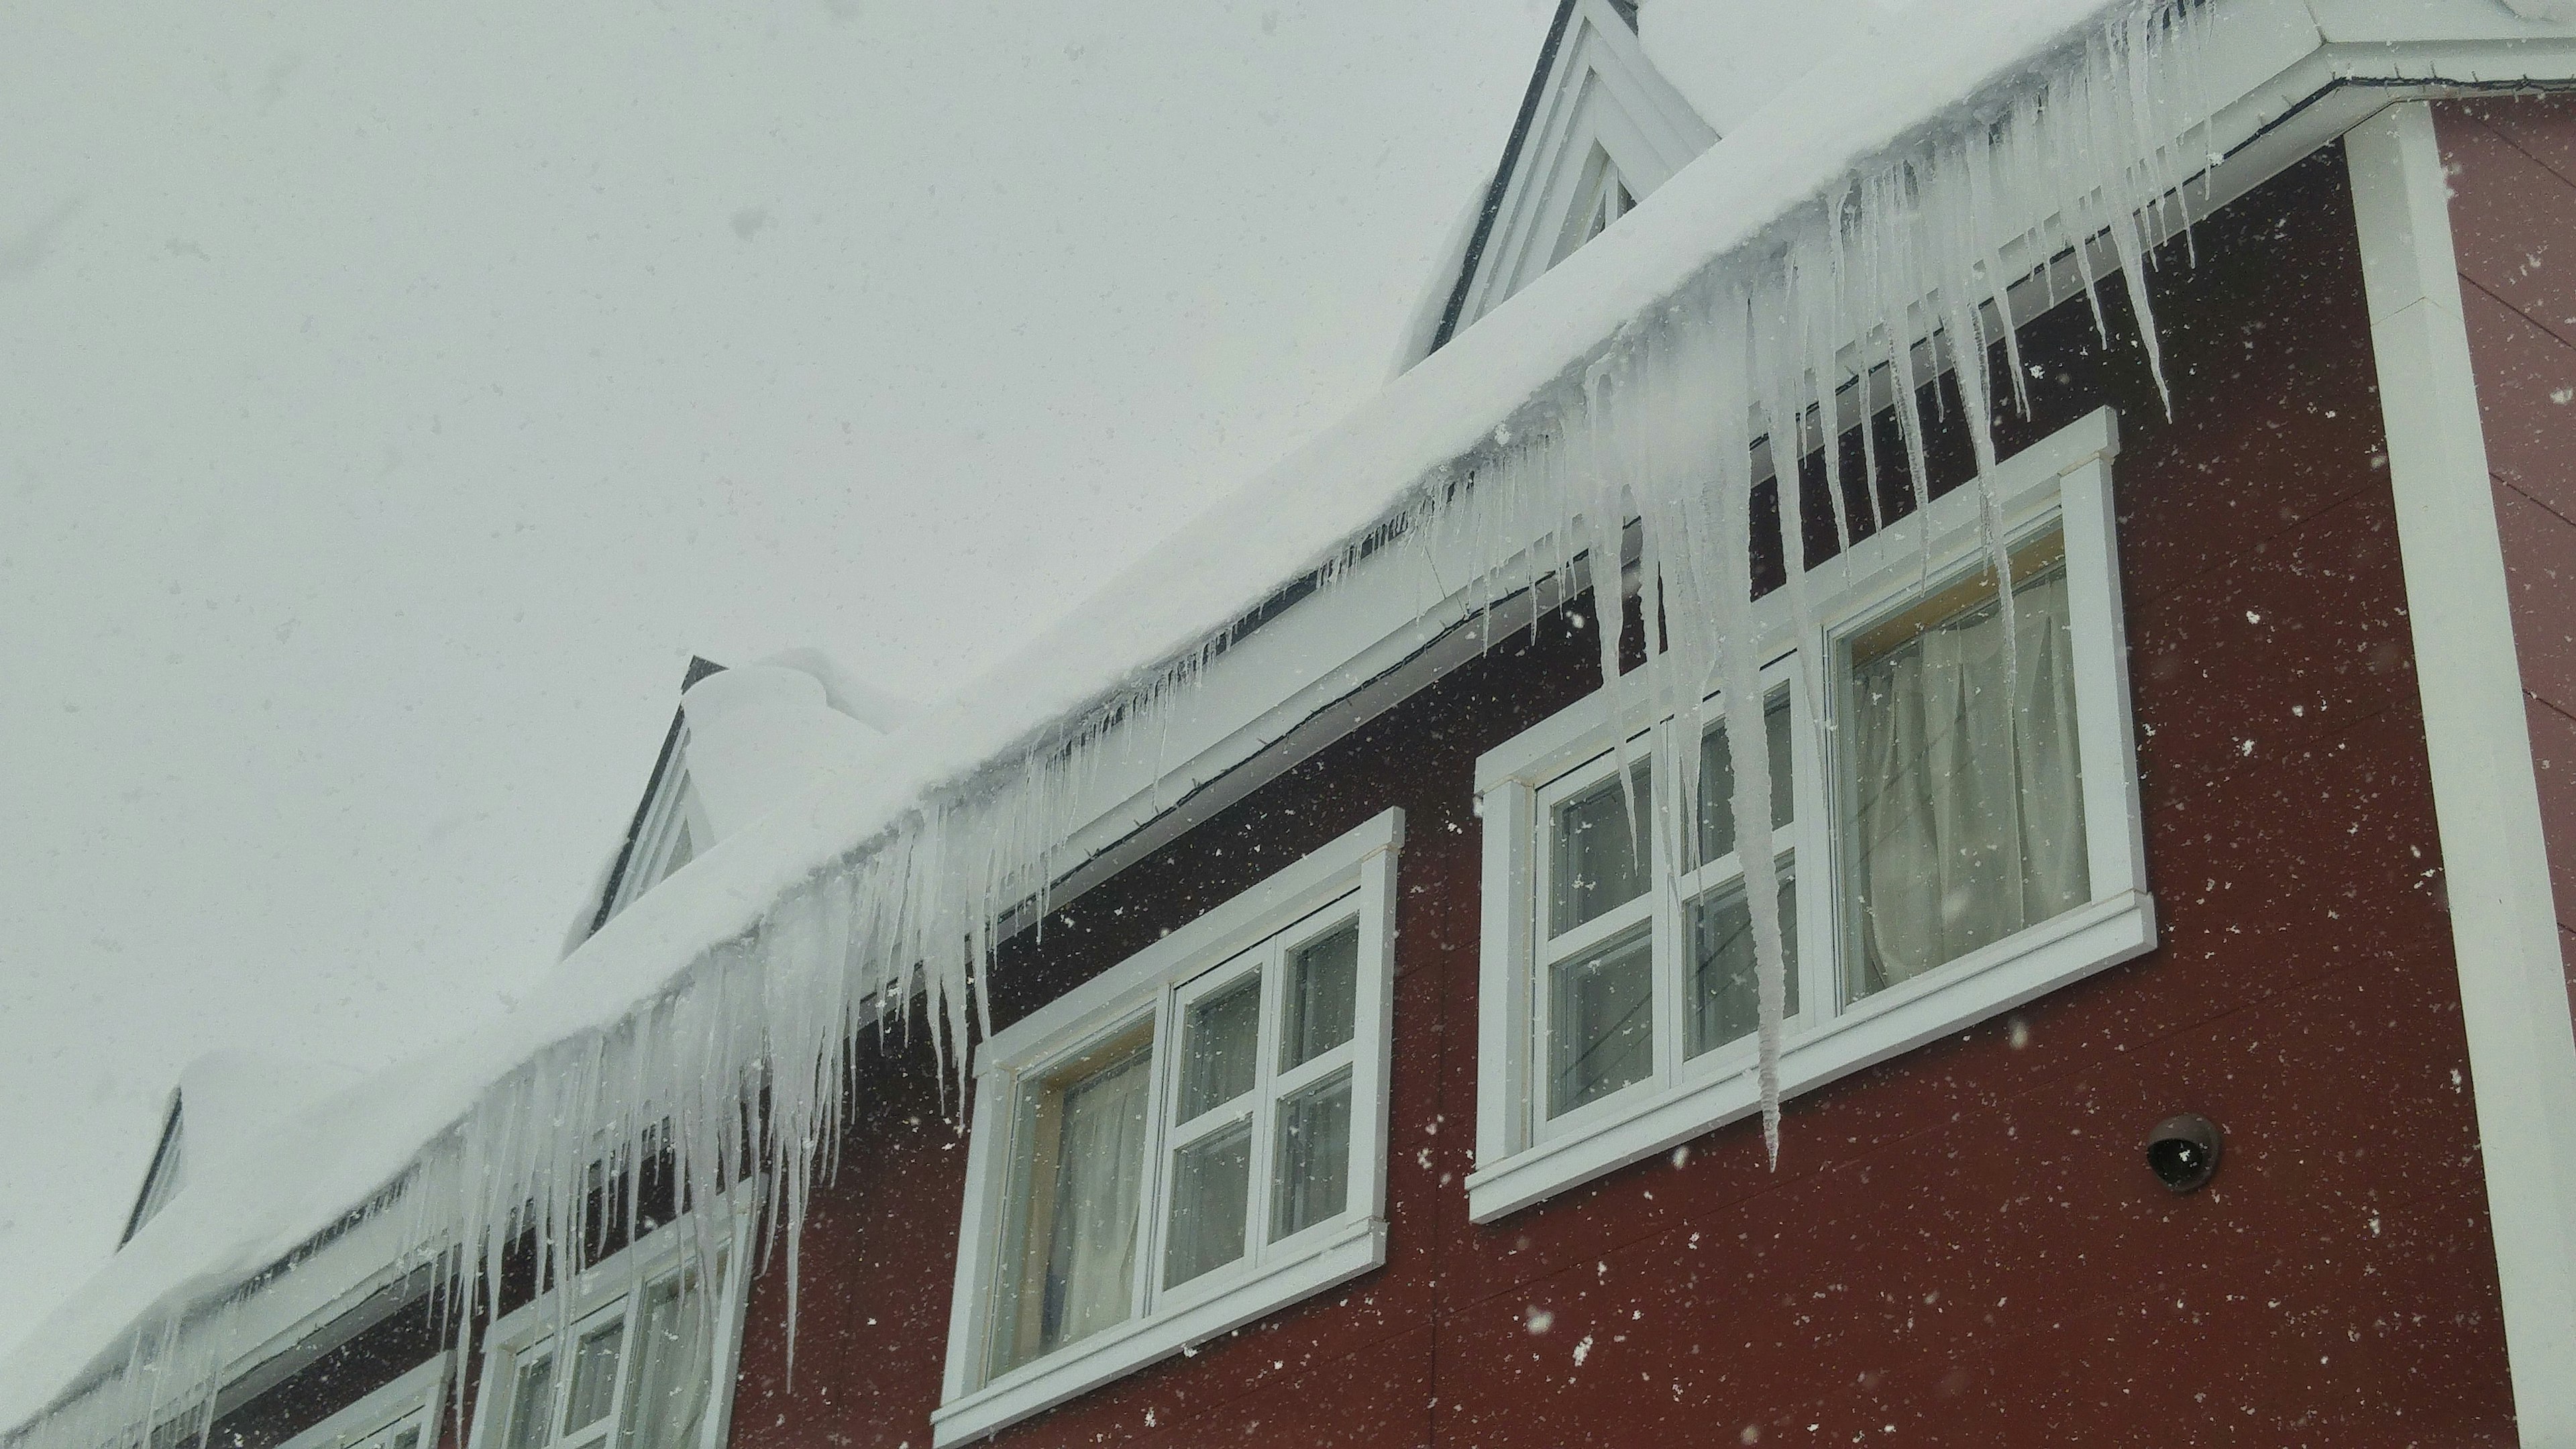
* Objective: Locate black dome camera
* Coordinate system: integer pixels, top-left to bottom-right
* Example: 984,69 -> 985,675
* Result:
2145,1112 -> 2222,1194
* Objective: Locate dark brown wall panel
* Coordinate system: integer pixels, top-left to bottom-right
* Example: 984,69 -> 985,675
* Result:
708,146 -> 2517,1449
2438,97 -> 2576,962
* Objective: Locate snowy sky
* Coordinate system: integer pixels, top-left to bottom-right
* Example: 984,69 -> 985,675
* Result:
0,0 -> 1550,1350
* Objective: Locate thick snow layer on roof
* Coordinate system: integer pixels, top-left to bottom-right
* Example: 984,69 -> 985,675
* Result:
0,0 -> 2213,1433
1638,0 -> 1898,137
682,661 -> 898,841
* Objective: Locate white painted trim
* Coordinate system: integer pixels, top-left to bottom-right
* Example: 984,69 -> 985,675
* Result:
1451,0 -> 1715,338
936,811 -> 1403,1448
276,1356 -> 446,1449
2346,100 -> 2576,1444
466,1199 -> 757,1449
1467,409 -> 2153,1222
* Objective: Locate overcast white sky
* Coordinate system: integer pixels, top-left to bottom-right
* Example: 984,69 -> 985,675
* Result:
0,0 -> 1551,1349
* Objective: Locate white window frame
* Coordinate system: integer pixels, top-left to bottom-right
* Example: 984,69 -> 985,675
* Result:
278,1354 -> 447,1449
1469,407 -> 2153,1222
934,809 -> 1403,1447
465,1199 -> 755,1449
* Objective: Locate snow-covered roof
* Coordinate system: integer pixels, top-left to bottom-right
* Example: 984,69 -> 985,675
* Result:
13,0 -> 2567,1440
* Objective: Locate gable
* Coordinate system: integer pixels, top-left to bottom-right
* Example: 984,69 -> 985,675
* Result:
119,1095 -> 184,1247
579,657 -> 723,944
1428,0 -> 1713,354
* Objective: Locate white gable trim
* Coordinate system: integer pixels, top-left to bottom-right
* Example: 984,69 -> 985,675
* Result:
1443,0 -> 1713,344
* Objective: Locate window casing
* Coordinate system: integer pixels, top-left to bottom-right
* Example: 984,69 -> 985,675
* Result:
936,810 -> 1402,1447
468,1207 -> 752,1449
1470,407 -> 2151,1222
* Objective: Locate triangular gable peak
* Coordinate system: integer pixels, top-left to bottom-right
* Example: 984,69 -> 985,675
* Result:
1430,0 -> 1714,352
118,1093 -> 184,1248
579,657 -> 723,943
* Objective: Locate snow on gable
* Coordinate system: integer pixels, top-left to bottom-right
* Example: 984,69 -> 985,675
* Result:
573,652 -> 913,949
1423,0 -> 1714,358
682,657 -> 908,839
120,1055 -> 364,1250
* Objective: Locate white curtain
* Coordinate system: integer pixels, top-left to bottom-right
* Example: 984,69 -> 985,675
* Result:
1040,1051 -> 1150,1350
1849,568 -> 2088,997
621,1273 -> 713,1449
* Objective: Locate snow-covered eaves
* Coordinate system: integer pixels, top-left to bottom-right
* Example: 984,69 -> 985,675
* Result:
13,0 -> 2576,1440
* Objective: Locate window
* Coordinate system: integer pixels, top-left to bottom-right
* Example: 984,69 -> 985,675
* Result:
470,1210 -> 751,1449
936,810 -> 1402,1447
278,1357 -> 445,1449
1469,407 -> 2151,1222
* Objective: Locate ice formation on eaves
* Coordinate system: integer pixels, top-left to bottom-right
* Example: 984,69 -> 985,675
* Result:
1,2 -> 2211,1444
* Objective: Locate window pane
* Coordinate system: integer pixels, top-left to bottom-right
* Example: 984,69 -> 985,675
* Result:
562,1319 -> 623,1436
1846,559 -> 2088,1000
1550,765 -> 1649,934
1270,1068 -> 1352,1241
1177,973 -> 1263,1121
1548,929 -> 1654,1116
1686,875 -> 1799,1059
504,1355 -> 555,1449
620,1275 -> 712,1449
389,1430 -> 421,1449
1697,690 -> 1795,865
1281,925 -> 1358,1070
1164,1120 -> 1252,1288
992,1040 -> 1152,1374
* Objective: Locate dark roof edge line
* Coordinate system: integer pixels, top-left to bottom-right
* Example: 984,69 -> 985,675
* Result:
584,656 -> 724,941
117,1093 -> 184,1249
1428,0 -> 1587,356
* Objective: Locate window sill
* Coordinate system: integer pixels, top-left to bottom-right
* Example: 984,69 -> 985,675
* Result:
1464,888 -> 2156,1223
930,1218 -> 1386,1448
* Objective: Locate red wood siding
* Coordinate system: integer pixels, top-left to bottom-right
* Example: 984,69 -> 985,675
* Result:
720,148 -> 2515,1449
2436,99 -> 2576,985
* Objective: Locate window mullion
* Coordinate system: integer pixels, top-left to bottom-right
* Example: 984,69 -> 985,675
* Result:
1650,726 -> 1684,1092
1136,993 -> 1177,1322
1242,938 -> 1288,1274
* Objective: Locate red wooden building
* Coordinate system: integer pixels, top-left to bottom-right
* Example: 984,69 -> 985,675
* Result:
11,2 -> 2576,1447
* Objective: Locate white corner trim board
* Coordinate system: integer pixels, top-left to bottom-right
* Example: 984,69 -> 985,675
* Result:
2345,99 -> 2576,1444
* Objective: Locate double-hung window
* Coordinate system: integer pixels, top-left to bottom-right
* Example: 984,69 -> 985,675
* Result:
1470,407 -> 2152,1221
471,1210 -> 751,1449
936,810 -> 1401,1446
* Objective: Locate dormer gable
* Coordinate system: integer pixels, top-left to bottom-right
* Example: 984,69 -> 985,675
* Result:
1427,0 -> 1714,354
577,655 -> 724,946
119,1094 -> 184,1246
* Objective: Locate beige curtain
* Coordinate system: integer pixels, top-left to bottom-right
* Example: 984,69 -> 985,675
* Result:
1849,568 -> 2088,997
1040,1051 -> 1150,1349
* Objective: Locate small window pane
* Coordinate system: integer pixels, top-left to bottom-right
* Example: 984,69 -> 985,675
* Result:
505,1355 -> 556,1449
1164,1120 -> 1252,1287
1281,926 -> 1358,1070
1270,1068 -> 1352,1241
1550,765 -> 1649,934
991,1039 -> 1152,1374
562,1319 -> 623,1435
388,1430 -> 421,1449
1177,973 -> 1263,1121
1548,929 -> 1654,1117
1846,559 -> 2088,1001
1697,690 -> 1794,866
1686,875 -> 1799,1058
621,1275 -> 714,1449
